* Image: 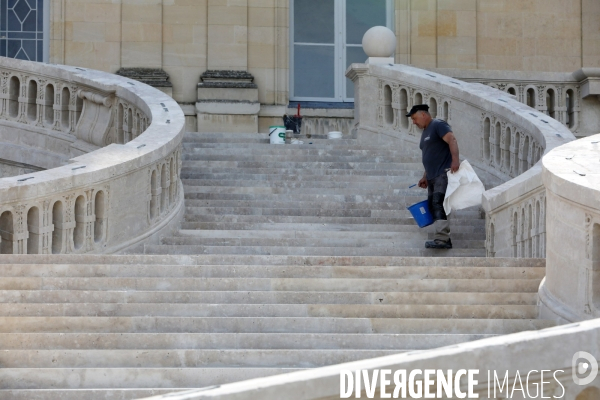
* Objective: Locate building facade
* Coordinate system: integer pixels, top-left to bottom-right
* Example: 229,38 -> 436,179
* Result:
4,0 -> 600,132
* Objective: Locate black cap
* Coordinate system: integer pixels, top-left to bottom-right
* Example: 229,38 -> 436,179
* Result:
406,104 -> 429,117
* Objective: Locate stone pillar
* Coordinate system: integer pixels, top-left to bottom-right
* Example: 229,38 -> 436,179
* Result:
437,0 -> 477,69
121,0 -> 163,69
582,0 -> 600,68
196,71 -> 259,133
540,135 -> 600,323
207,0 -> 248,71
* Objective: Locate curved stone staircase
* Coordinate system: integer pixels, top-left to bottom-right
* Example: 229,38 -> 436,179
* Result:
0,133 -> 557,399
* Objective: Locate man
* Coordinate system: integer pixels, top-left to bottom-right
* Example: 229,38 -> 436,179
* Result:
407,104 -> 460,249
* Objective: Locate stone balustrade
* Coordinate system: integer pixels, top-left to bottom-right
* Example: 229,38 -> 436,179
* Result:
432,68 -> 600,138
540,134 -> 600,322
0,57 -> 185,255
346,63 -> 575,258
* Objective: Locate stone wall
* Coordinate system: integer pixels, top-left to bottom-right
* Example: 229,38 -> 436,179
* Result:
0,57 -> 185,255
394,0 -> 600,72
50,0 -> 289,107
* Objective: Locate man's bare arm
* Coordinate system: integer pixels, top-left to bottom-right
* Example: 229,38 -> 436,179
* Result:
443,131 -> 460,173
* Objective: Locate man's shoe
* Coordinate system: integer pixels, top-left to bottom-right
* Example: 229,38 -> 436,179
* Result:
425,238 -> 452,249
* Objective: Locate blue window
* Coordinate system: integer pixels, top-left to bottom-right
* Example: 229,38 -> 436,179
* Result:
291,0 -> 393,102
1,0 -> 48,62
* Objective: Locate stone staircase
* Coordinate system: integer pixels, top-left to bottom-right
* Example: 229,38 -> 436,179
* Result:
145,132 -> 487,257
0,254 -> 554,399
0,133 -> 557,399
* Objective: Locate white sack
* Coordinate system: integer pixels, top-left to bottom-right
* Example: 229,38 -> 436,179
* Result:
443,160 -> 485,215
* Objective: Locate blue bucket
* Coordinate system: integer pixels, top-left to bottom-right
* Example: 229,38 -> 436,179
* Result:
407,199 -> 434,228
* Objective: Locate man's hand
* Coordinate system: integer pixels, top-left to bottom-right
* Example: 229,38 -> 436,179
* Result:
450,159 -> 460,173
418,176 -> 428,188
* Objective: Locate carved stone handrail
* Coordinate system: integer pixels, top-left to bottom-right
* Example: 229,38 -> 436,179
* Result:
0,56 -> 185,255
346,63 -> 575,258
431,67 -> 600,138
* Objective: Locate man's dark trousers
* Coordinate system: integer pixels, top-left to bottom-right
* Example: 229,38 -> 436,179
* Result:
427,174 -> 450,242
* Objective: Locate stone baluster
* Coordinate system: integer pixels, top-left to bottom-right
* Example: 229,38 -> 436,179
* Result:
500,124 -> 510,174
13,205 -> 28,254
149,169 -> 161,221
0,72 -> 10,118
536,85 -> 547,115
490,129 -> 499,169
555,86 -> 566,125
162,165 -> 170,212
52,90 -> 62,131
509,132 -> 519,177
518,133 -> 527,174
81,189 -> 96,251
17,75 -> 28,123
132,112 -> 140,139
40,201 -> 54,254
63,196 -> 77,253
124,106 -> 131,143
571,87 -> 581,131
539,196 -> 546,258
516,213 -> 524,258
68,86 -> 78,133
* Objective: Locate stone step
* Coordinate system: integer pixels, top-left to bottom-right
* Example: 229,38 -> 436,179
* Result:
180,179 -> 424,191
183,191 -> 431,203
1,254 -> 520,267
180,171 -> 426,181
180,221 -> 485,233
180,185 -> 459,197
0,303 -> 539,319
181,153 -> 422,164
182,204 -> 480,217
181,214 -> 484,226
0,332 -> 494,350
1,316 -> 554,334
0,277 -> 536,292
183,198 -> 436,211
181,136 -> 410,151
0,263 -> 542,279
181,166 -> 424,177
180,160 -> 423,170
0,349 -> 401,368
0,291 -> 538,305
0,389 -> 176,400
173,228 -> 485,241
158,236 -> 486,249
182,206 -> 481,219
144,244 -> 487,257
0,367 -> 300,390
182,143 -> 419,156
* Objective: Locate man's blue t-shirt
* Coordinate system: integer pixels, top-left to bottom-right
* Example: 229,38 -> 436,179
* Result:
419,119 -> 452,180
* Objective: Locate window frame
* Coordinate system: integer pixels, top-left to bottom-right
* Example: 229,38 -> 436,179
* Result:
289,0 -> 394,103
0,0 -> 49,62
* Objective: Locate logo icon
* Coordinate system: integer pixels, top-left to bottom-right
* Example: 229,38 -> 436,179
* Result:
572,351 -> 599,386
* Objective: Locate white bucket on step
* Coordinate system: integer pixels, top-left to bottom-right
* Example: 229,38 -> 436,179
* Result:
327,131 -> 342,139
269,126 -> 286,144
